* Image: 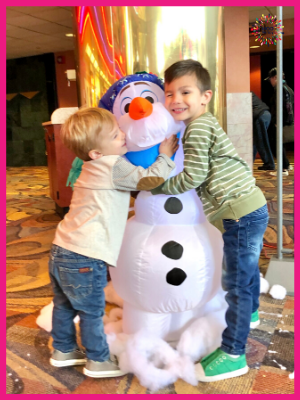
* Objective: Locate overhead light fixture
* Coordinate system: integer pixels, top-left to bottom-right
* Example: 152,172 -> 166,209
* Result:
250,46 -> 260,48
65,33 -> 75,37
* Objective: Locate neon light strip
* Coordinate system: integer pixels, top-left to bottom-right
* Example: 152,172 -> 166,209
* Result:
81,13 -> 114,77
101,6 -> 113,47
81,13 -> 89,42
78,6 -> 81,23
115,58 -> 125,77
94,7 -> 126,76
79,7 -> 125,78
94,7 -> 113,63
79,6 -> 85,34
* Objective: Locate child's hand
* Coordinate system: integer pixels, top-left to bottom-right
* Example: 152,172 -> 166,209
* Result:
159,135 -> 179,158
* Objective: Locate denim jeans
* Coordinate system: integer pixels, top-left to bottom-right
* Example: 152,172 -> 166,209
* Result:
253,111 -> 275,167
49,245 -> 110,362
220,204 -> 269,355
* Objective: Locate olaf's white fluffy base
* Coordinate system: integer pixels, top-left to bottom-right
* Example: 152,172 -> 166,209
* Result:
36,283 -> 227,391
269,284 -> 287,300
107,312 -> 226,393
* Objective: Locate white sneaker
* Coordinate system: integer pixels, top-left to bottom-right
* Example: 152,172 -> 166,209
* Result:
269,170 -> 289,177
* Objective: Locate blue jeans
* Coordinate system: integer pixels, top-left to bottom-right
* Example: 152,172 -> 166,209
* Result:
253,111 -> 275,167
48,245 -> 110,362
220,204 -> 269,355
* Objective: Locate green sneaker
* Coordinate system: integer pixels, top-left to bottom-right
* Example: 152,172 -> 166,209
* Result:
195,348 -> 249,382
250,310 -> 260,329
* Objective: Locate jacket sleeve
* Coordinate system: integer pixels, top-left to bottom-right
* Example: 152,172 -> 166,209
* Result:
112,153 -> 175,191
151,124 -> 210,195
271,86 -> 287,125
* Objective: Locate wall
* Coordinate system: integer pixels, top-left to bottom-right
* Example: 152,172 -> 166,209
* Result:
250,55 -> 261,98
6,54 -> 57,167
54,50 -> 79,108
224,7 -> 253,169
224,7 -> 250,94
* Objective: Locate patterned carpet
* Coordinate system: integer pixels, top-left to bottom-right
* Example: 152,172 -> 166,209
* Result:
6,160 -> 294,394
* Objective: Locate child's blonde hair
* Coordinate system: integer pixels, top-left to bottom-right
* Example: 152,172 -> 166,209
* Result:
61,107 -> 115,161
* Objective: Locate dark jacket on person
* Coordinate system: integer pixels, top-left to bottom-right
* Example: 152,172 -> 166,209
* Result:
270,81 -> 294,126
252,92 -> 269,121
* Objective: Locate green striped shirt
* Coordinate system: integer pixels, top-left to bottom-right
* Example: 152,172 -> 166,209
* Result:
152,112 -> 266,222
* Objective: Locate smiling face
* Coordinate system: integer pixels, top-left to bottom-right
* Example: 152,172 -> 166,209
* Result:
165,74 -> 212,125
112,81 -> 165,121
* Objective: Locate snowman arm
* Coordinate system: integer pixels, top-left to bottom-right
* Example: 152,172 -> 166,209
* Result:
111,154 -> 175,191
151,127 -> 210,195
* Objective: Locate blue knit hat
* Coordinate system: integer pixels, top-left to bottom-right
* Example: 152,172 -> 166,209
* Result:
98,72 -> 164,112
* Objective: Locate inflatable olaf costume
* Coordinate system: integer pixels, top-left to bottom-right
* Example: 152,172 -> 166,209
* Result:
38,73 -> 228,389
100,74 -> 225,342
67,72 -> 227,339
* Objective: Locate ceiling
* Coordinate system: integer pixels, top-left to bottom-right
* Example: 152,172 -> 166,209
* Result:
249,6 -> 294,24
6,6 -> 74,60
6,6 -> 294,60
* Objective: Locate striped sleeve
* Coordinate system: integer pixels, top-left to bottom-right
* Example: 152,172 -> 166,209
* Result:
151,122 -> 211,195
112,154 -> 175,191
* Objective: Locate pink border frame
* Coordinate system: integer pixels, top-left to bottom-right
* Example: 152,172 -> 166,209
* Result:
3,2 -> 298,397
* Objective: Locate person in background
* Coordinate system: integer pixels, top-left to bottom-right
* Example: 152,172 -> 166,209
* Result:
252,92 -> 275,171
265,67 -> 294,176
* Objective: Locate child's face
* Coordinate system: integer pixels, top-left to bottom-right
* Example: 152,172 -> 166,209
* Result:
94,119 -> 127,158
165,74 -> 211,125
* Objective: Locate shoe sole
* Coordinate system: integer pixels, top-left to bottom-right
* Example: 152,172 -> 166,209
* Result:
250,320 -> 260,329
195,364 -> 249,382
83,367 -> 127,378
50,358 -> 87,367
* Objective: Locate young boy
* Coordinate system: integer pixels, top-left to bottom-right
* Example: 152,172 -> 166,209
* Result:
49,107 -> 178,378
151,59 -> 268,382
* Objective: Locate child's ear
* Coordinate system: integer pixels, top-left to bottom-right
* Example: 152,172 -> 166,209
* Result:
88,149 -> 103,160
202,90 -> 213,105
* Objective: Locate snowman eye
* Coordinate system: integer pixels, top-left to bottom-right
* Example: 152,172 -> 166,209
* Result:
120,97 -> 132,115
140,90 -> 158,104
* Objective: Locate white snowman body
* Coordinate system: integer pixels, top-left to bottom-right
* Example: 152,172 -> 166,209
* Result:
109,80 -> 226,343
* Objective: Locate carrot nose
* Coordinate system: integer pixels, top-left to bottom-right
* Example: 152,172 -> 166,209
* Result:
129,97 -> 153,120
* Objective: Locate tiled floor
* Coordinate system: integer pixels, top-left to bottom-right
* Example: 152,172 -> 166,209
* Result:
6,159 -> 294,394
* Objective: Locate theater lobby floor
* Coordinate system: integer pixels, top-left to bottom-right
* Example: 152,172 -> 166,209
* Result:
6,156 -> 294,394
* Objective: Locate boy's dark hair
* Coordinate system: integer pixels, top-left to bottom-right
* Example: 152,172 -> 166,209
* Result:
164,59 -> 211,93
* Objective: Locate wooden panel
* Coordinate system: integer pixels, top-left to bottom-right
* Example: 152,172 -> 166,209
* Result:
53,125 -> 76,207
44,123 -> 77,208
44,125 -> 58,201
